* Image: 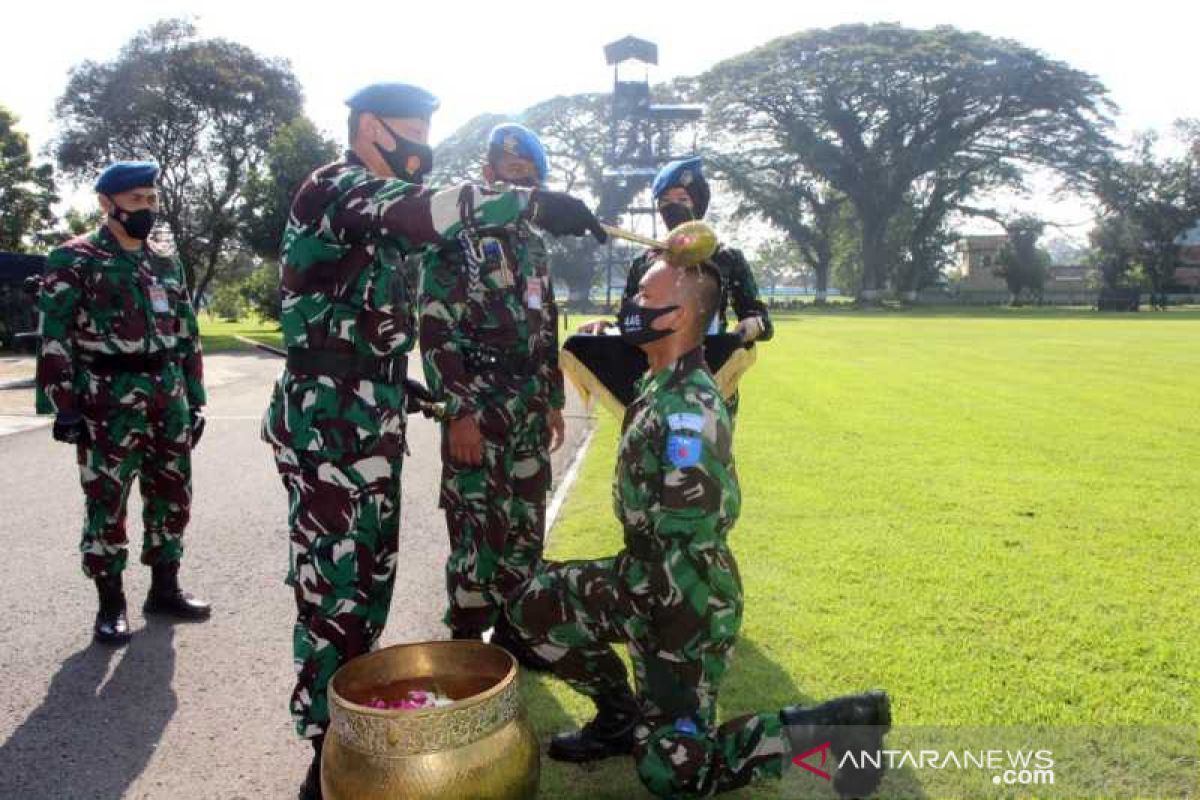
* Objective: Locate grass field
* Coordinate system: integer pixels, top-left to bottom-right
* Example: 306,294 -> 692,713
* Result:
197,315 -> 281,353
527,308 -> 1200,798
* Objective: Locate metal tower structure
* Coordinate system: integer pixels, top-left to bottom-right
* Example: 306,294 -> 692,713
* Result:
599,36 -> 702,306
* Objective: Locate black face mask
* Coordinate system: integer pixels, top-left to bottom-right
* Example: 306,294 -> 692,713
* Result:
659,202 -> 695,231
617,299 -> 679,346
376,120 -> 434,184
108,199 -> 155,240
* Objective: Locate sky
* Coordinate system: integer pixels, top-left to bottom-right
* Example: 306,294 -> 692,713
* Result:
2,0 -> 1198,239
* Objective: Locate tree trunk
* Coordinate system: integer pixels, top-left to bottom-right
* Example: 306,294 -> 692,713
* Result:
814,259 -> 830,306
859,214 -> 887,304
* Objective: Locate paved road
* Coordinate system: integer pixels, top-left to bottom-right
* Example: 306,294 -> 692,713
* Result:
0,352 -> 593,799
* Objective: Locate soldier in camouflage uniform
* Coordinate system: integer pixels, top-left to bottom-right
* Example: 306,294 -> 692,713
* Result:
258,84 -> 607,800
579,157 -> 772,421
509,258 -> 890,798
419,124 -> 564,661
36,161 -> 212,647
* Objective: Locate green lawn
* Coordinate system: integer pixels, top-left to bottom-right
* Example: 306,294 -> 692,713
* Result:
527,309 -> 1200,798
197,315 -> 281,353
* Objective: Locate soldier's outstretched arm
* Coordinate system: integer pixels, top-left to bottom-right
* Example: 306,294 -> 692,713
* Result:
329,178 -> 604,249
34,251 -> 83,416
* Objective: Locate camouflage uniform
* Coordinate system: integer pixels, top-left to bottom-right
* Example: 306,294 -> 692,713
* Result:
625,247 -> 771,421
35,227 -> 205,578
509,347 -> 789,797
419,222 -> 563,634
261,154 -> 533,738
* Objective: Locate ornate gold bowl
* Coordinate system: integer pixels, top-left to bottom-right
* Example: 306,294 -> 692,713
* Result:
323,640 -> 539,799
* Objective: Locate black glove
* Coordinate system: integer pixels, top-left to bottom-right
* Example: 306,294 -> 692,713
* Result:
189,409 -> 205,448
52,412 -> 87,445
528,190 -> 607,243
403,378 -> 436,412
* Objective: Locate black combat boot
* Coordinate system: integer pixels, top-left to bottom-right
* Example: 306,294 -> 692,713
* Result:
297,735 -> 323,800
489,617 -> 553,673
450,627 -> 483,641
548,688 -> 640,763
143,561 -> 212,620
781,691 -> 892,798
94,573 -> 132,645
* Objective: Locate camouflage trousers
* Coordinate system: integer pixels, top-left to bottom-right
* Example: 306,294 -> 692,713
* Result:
272,444 -> 403,739
439,416 -> 550,633
77,394 -> 192,579
508,549 -> 788,798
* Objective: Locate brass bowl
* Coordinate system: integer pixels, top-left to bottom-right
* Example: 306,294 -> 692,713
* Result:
323,640 -> 539,800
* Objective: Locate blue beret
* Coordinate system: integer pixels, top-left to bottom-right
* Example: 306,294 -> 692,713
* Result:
94,161 -> 159,194
651,156 -> 710,217
346,83 -> 439,120
487,123 -> 548,182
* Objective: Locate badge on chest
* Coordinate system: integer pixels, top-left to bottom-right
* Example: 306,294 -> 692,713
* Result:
525,278 -> 544,310
148,282 -> 170,313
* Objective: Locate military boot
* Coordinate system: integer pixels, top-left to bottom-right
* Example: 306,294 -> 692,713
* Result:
489,617 -> 554,673
548,688 -> 639,763
94,574 -> 132,645
781,691 -> 892,798
297,735 -> 323,800
143,561 -> 212,620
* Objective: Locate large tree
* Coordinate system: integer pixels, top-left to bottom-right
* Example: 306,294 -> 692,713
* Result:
709,148 -> 844,304
0,106 -> 57,252
701,23 -> 1114,300
52,18 -> 304,298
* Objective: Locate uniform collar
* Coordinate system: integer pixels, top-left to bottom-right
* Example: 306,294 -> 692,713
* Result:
636,346 -> 706,399
95,225 -> 146,261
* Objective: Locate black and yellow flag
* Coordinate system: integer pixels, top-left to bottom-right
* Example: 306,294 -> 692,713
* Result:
560,334 -> 756,419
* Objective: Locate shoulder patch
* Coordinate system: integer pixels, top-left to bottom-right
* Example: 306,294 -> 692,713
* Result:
667,412 -> 704,433
666,432 -> 702,468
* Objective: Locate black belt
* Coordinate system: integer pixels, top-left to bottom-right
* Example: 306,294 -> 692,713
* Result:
83,351 -> 171,374
286,347 -> 407,383
462,348 -> 536,376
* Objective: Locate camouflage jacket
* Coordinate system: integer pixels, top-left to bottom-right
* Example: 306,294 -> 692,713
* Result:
419,220 -> 564,426
262,155 -> 531,457
615,346 -> 740,556
35,226 -> 205,416
624,246 -> 774,341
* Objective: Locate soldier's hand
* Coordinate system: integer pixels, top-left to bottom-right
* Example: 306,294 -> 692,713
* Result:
548,409 -> 565,453
189,409 -> 206,448
448,414 -> 483,466
576,319 -> 614,335
52,412 -> 87,446
527,190 -> 607,243
734,316 -> 765,343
